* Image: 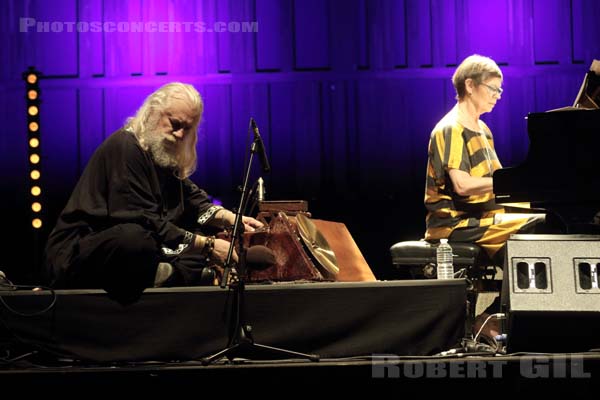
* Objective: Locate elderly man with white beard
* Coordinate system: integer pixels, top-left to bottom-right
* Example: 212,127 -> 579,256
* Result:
45,83 -> 263,304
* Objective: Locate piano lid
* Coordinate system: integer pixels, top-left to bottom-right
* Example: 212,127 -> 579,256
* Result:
573,59 -> 600,109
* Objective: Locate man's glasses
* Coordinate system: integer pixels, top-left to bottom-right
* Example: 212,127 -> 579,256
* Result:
480,83 -> 503,96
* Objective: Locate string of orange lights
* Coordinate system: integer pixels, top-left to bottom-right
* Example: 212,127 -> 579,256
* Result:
23,67 -> 43,230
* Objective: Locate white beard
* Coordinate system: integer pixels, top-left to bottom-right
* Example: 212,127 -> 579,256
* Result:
144,130 -> 179,169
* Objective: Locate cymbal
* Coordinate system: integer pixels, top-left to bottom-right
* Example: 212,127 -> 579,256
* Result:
295,213 -> 339,279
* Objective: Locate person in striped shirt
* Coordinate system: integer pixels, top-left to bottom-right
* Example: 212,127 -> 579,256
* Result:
424,54 -> 543,264
424,55 -> 546,338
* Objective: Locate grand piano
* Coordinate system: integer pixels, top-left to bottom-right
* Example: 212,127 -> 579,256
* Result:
494,63 -> 600,233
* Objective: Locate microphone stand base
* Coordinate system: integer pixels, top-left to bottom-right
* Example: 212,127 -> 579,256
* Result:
201,326 -> 320,365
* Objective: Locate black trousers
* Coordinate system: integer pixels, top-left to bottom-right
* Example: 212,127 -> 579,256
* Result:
67,223 -> 212,304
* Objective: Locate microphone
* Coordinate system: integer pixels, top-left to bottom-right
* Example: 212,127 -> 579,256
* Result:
245,245 -> 276,270
250,118 -> 271,173
257,176 -> 265,202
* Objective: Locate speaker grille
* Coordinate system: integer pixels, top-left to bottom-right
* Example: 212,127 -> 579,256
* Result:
574,258 -> 600,293
511,258 -> 552,293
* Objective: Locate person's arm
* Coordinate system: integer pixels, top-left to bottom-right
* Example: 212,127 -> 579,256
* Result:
182,180 -> 263,265
211,208 -> 263,232
182,179 -> 263,232
191,233 -> 238,265
448,168 -> 493,196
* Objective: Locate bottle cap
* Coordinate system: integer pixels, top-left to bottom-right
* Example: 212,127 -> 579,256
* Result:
440,238 -> 448,244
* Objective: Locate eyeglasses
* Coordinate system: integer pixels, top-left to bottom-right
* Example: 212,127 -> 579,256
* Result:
480,83 -> 503,96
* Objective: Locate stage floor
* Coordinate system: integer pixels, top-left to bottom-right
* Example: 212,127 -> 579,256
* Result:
1,352 -> 599,393
2,279 -> 600,392
1,280 -> 466,363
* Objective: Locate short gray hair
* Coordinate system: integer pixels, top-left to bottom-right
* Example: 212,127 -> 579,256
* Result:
452,55 -> 503,100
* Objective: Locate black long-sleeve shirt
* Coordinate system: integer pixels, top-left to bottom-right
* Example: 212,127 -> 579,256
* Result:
45,129 -> 220,282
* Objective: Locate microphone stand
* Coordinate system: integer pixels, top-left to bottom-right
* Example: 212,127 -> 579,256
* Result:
201,131 -> 319,365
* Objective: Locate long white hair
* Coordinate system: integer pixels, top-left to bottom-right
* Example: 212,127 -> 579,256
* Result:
126,82 -> 203,179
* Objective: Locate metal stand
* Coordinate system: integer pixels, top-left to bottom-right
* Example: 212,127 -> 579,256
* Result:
200,274 -> 319,364
201,119 -> 319,365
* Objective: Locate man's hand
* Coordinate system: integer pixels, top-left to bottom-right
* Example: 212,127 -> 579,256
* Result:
192,235 -> 237,266
214,209 -> 264,232
241,215 -> 264,232
211,237 -> 238,266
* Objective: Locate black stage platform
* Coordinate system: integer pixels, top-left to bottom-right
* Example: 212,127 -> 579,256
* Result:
1,280 -> 465,363
2,279 -> 599,391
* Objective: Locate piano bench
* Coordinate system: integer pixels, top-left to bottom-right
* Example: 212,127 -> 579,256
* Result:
389,240 -> 502,321
390,240 -> 485,278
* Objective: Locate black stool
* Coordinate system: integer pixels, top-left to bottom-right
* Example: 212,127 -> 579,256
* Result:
389,240 -> 502,328
390,240 -> 485,279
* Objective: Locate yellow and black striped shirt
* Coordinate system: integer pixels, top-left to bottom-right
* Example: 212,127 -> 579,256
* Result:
424,108 -> 504,240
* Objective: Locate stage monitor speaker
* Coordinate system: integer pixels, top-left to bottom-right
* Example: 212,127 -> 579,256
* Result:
502,234 -> 600,353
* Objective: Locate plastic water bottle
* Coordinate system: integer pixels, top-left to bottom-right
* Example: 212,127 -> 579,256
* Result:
436,239 -> 454,279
